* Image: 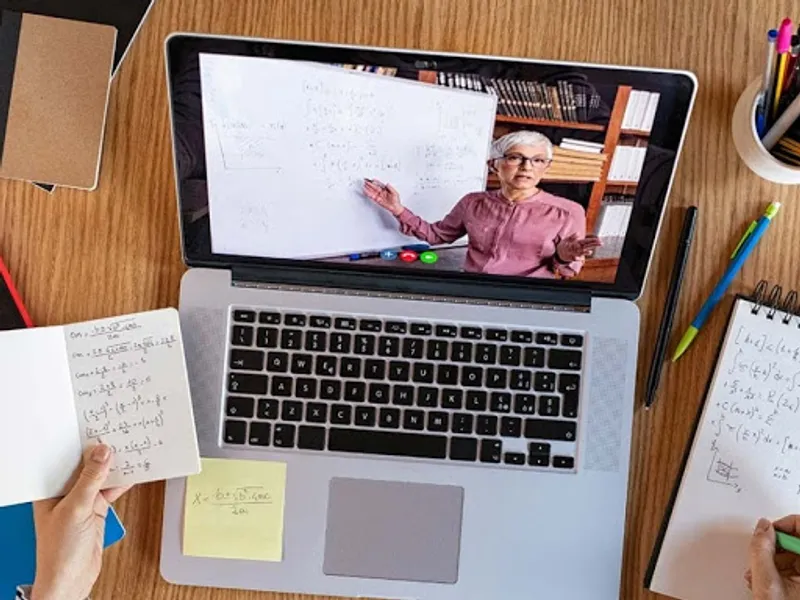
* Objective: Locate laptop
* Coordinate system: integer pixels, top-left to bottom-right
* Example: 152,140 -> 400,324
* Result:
160,33 -> 696,599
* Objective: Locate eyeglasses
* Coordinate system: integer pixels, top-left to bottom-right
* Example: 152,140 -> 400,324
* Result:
501,153 -> 552,168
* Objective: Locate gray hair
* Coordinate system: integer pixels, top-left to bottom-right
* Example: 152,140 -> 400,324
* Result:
489,130 -> 553,160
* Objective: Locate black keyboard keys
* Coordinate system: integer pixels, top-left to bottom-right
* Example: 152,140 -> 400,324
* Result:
378,336 -> 400,357
280,329 -> 303,350
412,362 -> 435,383
539,395 -> 560,417
315,355 -> 337,377
273,424 -> 296,447
504,452 -> 526,465
355,406 -> 376,427
224,420 -> 246,444
310,315 -> 331,328
385,321 -> 407,334
490,392 -> 512,413
548,349 -> 583,370
233,309 -> 256,323
486,329 -> 508,341
298,425 -> 326,450
306,403 -> 328,423
466,390 -> 488,411
282,400 -> 303,421
340,357 -> 362,378
248,422 -> 270,446
295,378 -> 317,399
335,317 -> 357,330
330,332 -> 351,353
368,383 -> 390,404
501,416 -> 522,437
563,391 -> 580,419
285,314 -> 306,327
449,437 -> 478,461
417,387 -> 439,408
427,411 -> 449,432
365,359 -> 387,380
359,319 -> 382,332
441,389 -> 463,410
329,428 -> 447,459
514,394 -> 536,415
480,439 -> 502,463
379,408 -> 401,429
330,404 -> 353,425
403,409 -> 425,430
257,398 -> 279,420
232,325 -> 254,346
410,323 -> 432,335
510,369 -> 531,390
451,341 -> 473,362
561,334 -> 584,347
226,396 -> 254,418
511,330 -> 533,343
436,324 -> 458,337
393,385 -> 414,406
389,361 -> 411,382
451,413 -> 474,434
486,368 -> 508,389
256,327 -> 278,348
354,334 -> 376,355
476,415 -> 498,436
523,347 -> 545,367
259,311 -> 281,325
229,349 -> 264,371
402,337 -> 424,359
427,340 -> 449,360
291,354 -> 313,374
266,351 -> 288,373
344,381 -> 366,402
553,456 -> 575,469
529,442 -> 551,467
305,330 -> 327,352
437,364 -> 459,385
320,380 -> 342,401
536,332 -> 558,345
475,343 -> 497,364
460,326 -> 482,339
499,345 -> 521,366
271,376 -> 292,396
228,372 -> 268,395
534,372 -> 557,392
524,418 -> 576,441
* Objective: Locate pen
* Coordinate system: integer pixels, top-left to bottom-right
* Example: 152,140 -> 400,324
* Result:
672,202 -> 781,361
762,91 -> 800,149
772,19 -> 794,122
777,531 -> 800,555
783,35 -> 800,93
759,29 -> 779,136
644,206 -> 697,409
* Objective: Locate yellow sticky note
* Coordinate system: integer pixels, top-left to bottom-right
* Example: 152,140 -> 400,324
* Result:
183,458 -> 287,561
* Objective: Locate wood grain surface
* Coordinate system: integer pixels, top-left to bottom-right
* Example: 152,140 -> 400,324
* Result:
1,0 -> 799,598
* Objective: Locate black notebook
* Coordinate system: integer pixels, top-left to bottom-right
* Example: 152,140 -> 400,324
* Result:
647,281 -> 800,600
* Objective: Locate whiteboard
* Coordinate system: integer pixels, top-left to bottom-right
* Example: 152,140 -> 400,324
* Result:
199,54 -> 497,259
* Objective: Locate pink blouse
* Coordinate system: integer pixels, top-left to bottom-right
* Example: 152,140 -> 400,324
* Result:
396,189 -> 587,278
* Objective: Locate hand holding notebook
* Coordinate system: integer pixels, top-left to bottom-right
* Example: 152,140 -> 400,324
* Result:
0,308 -> 201,507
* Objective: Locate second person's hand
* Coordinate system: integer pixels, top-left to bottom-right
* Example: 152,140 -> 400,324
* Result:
748,516 -> 800,600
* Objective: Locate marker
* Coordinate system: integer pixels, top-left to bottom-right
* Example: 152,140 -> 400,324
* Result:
349,251 -> 382,261
777,531 -> 800,555
772,19 -> 794,122
758,29 -> 779,136
402,244 -> 430,252
672,202 -> 781,361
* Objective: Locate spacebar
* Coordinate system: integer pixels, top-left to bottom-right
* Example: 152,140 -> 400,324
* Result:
328,428 -> 448,459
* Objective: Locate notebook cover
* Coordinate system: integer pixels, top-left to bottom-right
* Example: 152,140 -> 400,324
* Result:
0,12 -> 116,189
0,257 -> 125,600
644,294 -> 747,588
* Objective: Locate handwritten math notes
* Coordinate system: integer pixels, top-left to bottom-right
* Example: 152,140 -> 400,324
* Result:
0,309 -> 200,507
183,458 -> 287,562
651,298 -> 800,600
65,309 -> 200,488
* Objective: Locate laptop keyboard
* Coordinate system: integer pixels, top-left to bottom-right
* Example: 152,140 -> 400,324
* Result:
222,307 -> 584,472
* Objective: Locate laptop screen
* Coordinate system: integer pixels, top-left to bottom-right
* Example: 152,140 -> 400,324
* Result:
168,36 -> 695,299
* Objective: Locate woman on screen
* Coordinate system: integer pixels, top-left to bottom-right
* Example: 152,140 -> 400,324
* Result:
363,130 -> 601,278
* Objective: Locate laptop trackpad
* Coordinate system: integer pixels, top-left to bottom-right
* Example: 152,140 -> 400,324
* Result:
323,478 -> 464,584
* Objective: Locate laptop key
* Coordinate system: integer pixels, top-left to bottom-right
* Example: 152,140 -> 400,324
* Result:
271,376 -> 292,396
365,359 -> 386,380
563,391 -> 580,418
329,428 -> 447,459
534,372 -> 557,392
511,330 -> 533,343
295,378 -> 317,399
354,334 -> 376,355
427,411 -> 449,432
273,424 -> 296,448
298,425 -> 326,450
224,420 -> 247,444
340,357 -> 362,378
320,379 -> 342,401
475,343 -> 498,364
248,422 -> 270,446
559,373 -> 580,393
449,437 -> 478,461
226,396 -> 254,418
514,394 -> 536,415
501,416 -> 522,438
266,351 -> 288,373
476,415 -> 498,436
451,341 -> 473,362
524,419 -> 576,441
335,317 -> 357,330
427,340 -> 449,360
417,387 -> 439,408
437,364 -> 459,385
257,398 -> 279,420
460,326 -> 482,340
401,338 -> 424,359
315,355 -> 337,377
536,332 -> 558,345
379,408 -> 401,429
436,324 -> 458,337
452,413 -> 474,434
310,315 -> 331,328
385,321 -> 407,334
499,345 -> 522,366
392,385 -> 414,406
410,323 -> 432,335
285,314 -> 306,327
486,368 -> 508,389
480,439 -> 502,463
258,311 -> 281,325
330,404 -> 353,425
529,443 -> 550,467
378,336 -> 401,357
330,332 -> 352,353
229,349 -> 264,371
305,331 -> 327,352
490,392 -> 512,413
388,361 -> 411,382
486,329 -> 508,341
228,373 -> 268,395
355,406 -> 376,427
466,390 -> 487,411
548,349 -> 583,370
281,400 -> 303,421
290,353 -> 313,374
344,381 -> 366,402
504,452 -> 526,465
368,383 -> 390,404
561,334 -> 584,347
441,389 -> 464,410
359,319 -> 382,332
510,369 -> 531,390
523,347 -> 545,368
232,325 -> 254,346
280,329 -> 303,350
539,395 -> 560,417
553,456 -> 575,469
412,362 -> 435,383
403,409 -> 425,430
256,327 -> 279,348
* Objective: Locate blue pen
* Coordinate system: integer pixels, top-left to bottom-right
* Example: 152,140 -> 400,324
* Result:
672,202 -> 781,361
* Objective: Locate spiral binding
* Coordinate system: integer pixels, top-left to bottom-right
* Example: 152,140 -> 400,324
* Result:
750,280 -> 800,324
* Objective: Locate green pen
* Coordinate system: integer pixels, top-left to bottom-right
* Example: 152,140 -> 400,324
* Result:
777,531 -> 800,554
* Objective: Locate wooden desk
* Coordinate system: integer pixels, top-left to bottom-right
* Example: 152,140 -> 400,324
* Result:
1,0 -> 799,598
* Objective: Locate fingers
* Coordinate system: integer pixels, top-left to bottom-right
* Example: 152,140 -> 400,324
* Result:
102,485 -> 132,504
64,444 -> 112,514
385,183 -> 399,197
750,518 -> 781,595
774,514 -> 800,536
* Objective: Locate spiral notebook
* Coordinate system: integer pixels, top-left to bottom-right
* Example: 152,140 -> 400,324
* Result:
647,281 -> 800,600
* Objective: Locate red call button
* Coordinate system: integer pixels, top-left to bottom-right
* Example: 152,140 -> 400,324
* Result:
399,250 -> 419,263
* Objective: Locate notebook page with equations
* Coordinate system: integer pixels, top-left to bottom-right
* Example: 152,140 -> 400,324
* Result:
650,296 -> 800,600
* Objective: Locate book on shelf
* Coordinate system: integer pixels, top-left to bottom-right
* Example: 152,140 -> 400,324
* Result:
621,90 -> 660,132
594,195 -> 634,257
608,143 -> 648,182
549,144 -> 607,182
560,138 -> 604,153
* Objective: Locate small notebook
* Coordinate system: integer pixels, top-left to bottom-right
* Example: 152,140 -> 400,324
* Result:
648,281 -> 800,600
0,10 -> 116,189
0,308 -> 201,508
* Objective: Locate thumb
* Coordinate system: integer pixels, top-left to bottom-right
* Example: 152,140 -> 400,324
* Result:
750,518 -> 781,595
65,444 -> 112,513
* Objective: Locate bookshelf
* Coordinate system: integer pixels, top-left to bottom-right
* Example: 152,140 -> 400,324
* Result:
494,115 -> 605,131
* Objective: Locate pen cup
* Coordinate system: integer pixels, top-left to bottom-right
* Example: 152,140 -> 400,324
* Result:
732,79 -> 800,184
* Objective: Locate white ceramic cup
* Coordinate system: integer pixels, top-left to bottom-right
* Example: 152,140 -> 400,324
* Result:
731,78 -> 800,185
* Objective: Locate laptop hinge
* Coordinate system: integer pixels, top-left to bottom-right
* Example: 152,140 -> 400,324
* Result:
231,266 -> 592,313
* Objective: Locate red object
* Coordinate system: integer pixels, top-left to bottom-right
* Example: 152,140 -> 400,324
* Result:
0,257 -> 33,327
399,250 -> 418,263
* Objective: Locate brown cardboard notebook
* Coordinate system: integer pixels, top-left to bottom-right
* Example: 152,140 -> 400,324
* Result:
0,11 -> 116,189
